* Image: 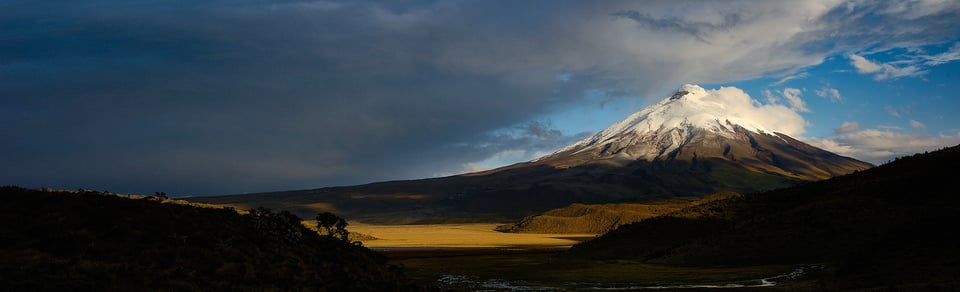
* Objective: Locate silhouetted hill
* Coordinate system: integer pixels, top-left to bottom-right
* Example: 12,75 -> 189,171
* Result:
0,187 -> 416,291
568,145 -> 960,290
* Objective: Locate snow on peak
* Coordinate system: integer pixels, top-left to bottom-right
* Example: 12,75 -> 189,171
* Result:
553,84 -> 807,156
670,84 -> 706,100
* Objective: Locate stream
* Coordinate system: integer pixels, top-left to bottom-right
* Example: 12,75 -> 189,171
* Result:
435,266 -> 810,291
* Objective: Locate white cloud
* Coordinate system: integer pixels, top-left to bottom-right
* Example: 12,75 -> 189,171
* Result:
806,138 -> 858,157
886,106 -> 902,118
765,87 -> 809,112
807,129 -> 960,164
696,86 -> 809,137
771,72 -> 808,86
782,87 -> 809,112
834,121 -> 862,134
849,54 -> 882,73
876,0 -> 960,20
603,85 -> 810,138
922,42 -> 960,66
815,86 -> 842,102
763,89 -> 778,105
849,54 -> 927,80
909,119 -> 927,129
877,65 -> 927,80
848,42 -> 960,81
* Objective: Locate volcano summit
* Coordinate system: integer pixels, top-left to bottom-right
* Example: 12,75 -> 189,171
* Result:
198,85 -> 873,222
533,84 -> 868,181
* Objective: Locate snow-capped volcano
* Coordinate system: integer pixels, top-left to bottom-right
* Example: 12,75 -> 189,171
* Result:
570,84 -> 774,143
201,84 -> 874,222
534,84 -> 870,181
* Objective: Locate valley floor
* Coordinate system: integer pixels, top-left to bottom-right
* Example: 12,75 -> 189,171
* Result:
390,251 -> 818,291
349,223 -> 595,249
349,223 -> 819,291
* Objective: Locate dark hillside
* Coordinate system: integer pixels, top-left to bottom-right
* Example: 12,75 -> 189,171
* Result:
568,145 -> 960,289
494,193 -> 741,234
494,200 -> 693,234
0,187 -> 416,291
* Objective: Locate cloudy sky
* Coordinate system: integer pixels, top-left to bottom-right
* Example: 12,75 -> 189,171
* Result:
3,0 -> 960,196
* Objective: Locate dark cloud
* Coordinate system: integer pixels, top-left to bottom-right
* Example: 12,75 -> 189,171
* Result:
611,10 -> 742,43
2,0 -> 957,195
0,0 -> 583,195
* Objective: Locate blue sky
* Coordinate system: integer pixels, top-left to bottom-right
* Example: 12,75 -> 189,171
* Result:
472,42 -> 960,171
2,1 -> 960,195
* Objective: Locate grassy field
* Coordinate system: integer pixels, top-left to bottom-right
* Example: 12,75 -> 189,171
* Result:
344,223 -> 819,290
349,223 -> 595,248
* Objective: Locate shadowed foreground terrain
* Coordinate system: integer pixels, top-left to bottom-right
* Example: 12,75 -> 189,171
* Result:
569,144 -> 960,290
0,187 -> 416,291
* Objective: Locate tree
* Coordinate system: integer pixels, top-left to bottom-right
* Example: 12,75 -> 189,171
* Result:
249,207 -> 305,244
315,212 -> 349,241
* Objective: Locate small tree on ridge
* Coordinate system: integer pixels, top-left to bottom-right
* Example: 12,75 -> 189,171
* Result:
315,212 -> 349,242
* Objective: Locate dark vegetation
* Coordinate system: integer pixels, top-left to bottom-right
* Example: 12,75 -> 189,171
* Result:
315,211 -> 350,241
0,187 -> 417,291
569,145 -> 960,290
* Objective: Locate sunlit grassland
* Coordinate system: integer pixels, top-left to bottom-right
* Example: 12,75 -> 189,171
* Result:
348,223 -> 595,248
348,223 -> 820,290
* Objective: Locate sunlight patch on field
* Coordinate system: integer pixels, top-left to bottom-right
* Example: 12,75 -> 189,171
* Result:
301,202 -> 339,212
349,223 -> 595,248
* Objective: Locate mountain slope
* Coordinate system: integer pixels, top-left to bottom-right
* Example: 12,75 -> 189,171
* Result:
567,145 -> 960,289
496,192 -> 740,234
196,85 -> 871,222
